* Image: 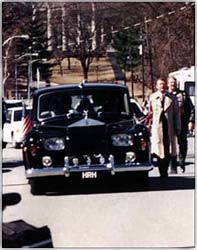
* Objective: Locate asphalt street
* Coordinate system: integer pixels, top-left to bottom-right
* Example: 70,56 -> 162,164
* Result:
2,137 -> 195,248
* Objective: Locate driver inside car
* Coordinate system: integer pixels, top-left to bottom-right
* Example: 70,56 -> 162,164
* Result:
75,96 -> 95,113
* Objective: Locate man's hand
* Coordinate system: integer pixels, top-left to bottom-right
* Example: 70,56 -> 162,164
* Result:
188,122 -> 194,132
176,129 -> 181,136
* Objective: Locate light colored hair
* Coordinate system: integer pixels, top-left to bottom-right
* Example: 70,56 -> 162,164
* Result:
167,76 -> 177,83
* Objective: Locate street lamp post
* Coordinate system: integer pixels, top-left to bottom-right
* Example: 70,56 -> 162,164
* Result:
27,54 -> 39,100
14,57 -> 18,99
2,35 -> 29,47
139,31 -> 145,102
2,35 -> 29,97
14,52 -> 38,100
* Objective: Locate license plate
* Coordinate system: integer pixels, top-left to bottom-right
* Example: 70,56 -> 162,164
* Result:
82,171 -> 97,179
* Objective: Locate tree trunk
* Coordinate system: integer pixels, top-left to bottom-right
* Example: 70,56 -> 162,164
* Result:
67,57 -> 71,70
81,60 -> 89,80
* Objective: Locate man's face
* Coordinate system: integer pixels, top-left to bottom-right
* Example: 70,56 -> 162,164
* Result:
156,79 -> 167,93
168,78 -> 177,92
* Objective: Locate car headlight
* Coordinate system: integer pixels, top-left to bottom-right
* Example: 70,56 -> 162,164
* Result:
44,137 -> 65,151
111,134 -> 133,147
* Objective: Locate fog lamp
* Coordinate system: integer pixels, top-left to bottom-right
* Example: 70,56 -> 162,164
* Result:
125,152 -> 136,163
72,158 -> 79,166
42,156 -> 52,167
86,157 -> 91,165
108,154 -> 114,164
64,156 -> 69,167
99,155 -> 105,164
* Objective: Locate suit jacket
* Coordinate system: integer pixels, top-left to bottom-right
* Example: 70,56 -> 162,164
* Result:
149,91 -> 181,159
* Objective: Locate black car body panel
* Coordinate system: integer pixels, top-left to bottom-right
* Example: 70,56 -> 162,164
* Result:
23,83 -> 153,193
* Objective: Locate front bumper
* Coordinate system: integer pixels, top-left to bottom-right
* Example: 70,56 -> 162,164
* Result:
26,162 -> 153,178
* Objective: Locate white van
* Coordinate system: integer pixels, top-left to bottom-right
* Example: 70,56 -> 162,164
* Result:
3,107 -> 31,148
169,66 -> 195,105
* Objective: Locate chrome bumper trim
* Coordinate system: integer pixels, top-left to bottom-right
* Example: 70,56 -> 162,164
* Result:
26,163 -> 153,178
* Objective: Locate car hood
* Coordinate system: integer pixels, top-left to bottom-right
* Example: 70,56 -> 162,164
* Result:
36,116 -> 135,135
68,117 -> 105,128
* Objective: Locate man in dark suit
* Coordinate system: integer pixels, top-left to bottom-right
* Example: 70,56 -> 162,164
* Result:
167,76 -> 195,173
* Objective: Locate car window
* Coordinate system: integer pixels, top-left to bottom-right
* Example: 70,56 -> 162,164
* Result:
38,89 -> 130,120
185,81 -> 195,96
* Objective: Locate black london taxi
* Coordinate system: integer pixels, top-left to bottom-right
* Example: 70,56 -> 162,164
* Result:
23,83 -> 153,194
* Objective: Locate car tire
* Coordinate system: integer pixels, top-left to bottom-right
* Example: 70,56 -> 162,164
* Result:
15,142 -> 21,149
29,179 -> 46,195
2,141 -> 7,149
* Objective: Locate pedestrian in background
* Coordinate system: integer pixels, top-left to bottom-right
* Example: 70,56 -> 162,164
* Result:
167,76 -> 195,173
149,78 -> 181,177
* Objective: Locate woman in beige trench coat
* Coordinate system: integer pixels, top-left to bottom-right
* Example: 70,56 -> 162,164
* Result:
149,78 -> 181,177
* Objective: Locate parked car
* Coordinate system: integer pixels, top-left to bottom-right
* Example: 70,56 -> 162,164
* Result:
3,106 -> 31,148
2,99 -> 8,148
23,83 -> 153,195
3,99 -> 23,109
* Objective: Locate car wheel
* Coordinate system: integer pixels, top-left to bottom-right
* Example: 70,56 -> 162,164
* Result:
2,141 -> 7,149
29,179 -> 46,195
15,142 -> 21,149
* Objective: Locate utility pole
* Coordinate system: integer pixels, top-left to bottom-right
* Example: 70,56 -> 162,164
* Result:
14,58 -> 18,99
144,17 -> 154,92
140,30 -> 145,101
147,34 -> 154,92
61,5 -> 66,52
142,42 -> 145,101
77,3 -> 81,46
129,48 -> 134,97
91,2 -> 96,51
27,54 -> 32,100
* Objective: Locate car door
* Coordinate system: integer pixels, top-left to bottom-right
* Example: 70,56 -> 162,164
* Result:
3,109 -> 13,143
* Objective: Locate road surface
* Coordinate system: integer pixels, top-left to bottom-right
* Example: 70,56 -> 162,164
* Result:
2,137 -> 195,248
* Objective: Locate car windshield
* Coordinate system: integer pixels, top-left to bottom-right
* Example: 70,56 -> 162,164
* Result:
185,81 -> 195,97
38,88 -> 130,120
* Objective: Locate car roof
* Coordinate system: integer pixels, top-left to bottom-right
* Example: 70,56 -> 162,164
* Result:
4,99 -> 22,104
33,83 -> 128,96
8,107 -> 23,111
8,106 -> 31,111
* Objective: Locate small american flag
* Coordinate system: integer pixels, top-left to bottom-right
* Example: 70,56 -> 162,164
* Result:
22,114 -> 33,137
22,103 -> 33,138
136,111 -> 153,129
